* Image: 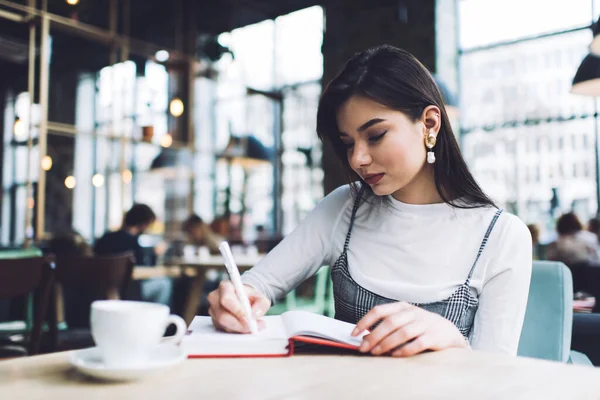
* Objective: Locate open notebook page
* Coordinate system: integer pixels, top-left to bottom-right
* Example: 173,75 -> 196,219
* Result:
184,316 -> 289,355
281,311 -> 366,346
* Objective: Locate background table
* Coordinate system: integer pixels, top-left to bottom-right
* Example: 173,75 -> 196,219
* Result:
167,255 -> 260,324
2,349 -> 600,399
134,254 -> 262,325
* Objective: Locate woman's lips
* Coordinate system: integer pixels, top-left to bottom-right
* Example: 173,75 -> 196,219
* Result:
364,173 -> 384,185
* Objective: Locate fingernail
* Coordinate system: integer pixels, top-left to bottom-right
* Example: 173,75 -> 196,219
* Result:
372,345 -> 382,355
351,327 -> 358,336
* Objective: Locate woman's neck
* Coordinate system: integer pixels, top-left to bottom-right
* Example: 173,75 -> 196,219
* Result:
390,165 -> 444,205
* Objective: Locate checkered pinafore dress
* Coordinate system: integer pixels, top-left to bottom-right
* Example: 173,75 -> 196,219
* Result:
331,190 -> 503,338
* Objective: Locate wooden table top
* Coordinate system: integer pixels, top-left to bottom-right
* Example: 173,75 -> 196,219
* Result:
131,254 -> 262,280
1,349 -> 600,399
165,254 -> 262,268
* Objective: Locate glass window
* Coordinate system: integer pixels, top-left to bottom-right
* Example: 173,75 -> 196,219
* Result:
459,18 -> 598,224
460,0 -> 592,49
214,6 -> 324,239
1,6 -> 325,247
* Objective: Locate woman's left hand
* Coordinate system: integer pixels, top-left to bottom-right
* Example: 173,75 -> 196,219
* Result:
351,302 -> 469,357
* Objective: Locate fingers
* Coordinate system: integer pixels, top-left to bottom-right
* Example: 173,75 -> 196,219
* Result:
352,302 -> 411,336
250,295 -> 271,318
207,282 -> 246,333
358,309 -> 417,353
353,303 -> 463,357
370,321 -> 425,355
218,281 -> 246,319
391,334 -> 430,357
215,312 -> 250,333
207,281 -> 270,334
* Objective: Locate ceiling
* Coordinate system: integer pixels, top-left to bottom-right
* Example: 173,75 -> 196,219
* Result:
0,0 -> 322,70
2,0 -> 323,44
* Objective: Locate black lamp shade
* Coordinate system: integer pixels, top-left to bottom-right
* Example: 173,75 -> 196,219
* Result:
571,54 -> 600,96
591,16 -> 600,56
151,148 -> 177,169
150,148 -> 192,179
219,135 -> 272,167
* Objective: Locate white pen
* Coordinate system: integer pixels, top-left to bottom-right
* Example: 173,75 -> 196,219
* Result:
218,241 -> 258,334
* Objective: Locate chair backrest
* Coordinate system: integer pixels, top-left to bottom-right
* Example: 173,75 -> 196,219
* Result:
567,261 -> 600,313
288,265 -> 330,312
54,252 -> 134,299
0,252 -> 47,299
0,251 -> 54,355
0,248 -> 42,260
517,261 -> 572,362
0,248 -> 47,328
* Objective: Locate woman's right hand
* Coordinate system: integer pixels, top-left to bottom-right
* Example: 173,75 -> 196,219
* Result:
207,281 -> 271,333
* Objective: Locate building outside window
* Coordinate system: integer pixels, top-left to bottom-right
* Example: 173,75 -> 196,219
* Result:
459,0 -> 600,239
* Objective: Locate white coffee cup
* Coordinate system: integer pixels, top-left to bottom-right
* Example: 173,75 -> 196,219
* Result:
246,245 -> 259,258
198,246 -> 210,261
183,244 -> 197,260
90,300 -> 186,368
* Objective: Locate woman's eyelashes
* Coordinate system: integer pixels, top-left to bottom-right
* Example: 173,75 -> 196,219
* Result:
341,130 -> 387,150
368,130 -> 387,143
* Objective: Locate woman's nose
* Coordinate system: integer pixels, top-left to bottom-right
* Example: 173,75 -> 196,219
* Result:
349,142 -> 372,168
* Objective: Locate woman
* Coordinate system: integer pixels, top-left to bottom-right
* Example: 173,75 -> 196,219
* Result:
547,212 -> 599,266
208,45 -> 532,357
182,214 -> 223,254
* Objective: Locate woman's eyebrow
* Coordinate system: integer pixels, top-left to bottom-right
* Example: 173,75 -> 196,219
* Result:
339,118 -> 387,136
357,118 -> 386,132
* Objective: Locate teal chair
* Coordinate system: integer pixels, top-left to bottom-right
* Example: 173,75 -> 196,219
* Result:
517,260 -> 592,365
0,248 -> 44,336
326,271 -> 335,317
268,266 -> 330,315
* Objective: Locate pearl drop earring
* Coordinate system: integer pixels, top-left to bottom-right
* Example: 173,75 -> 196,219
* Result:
425,131 -> 436,164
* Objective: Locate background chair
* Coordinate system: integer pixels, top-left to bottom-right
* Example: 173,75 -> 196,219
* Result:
517,260 -> 592,364
46,252 -> 134,352
327,271 -> 335,317
571,313 -> 600,366
267,266 -> 330,315
0,250 -> 54,356
568,261 -> 600,313
0,248 -> 45,336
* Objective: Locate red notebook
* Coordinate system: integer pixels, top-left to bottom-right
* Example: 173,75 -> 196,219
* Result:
183,311 -> 368,358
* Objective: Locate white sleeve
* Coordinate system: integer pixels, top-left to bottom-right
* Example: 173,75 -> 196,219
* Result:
469,213 -> 533,355
241,186 -> 353,304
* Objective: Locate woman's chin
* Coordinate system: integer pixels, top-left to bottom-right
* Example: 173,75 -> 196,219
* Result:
370,183 -> 393,197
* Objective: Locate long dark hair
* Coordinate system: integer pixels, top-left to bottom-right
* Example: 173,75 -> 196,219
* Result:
316,45 -> 496,209
556,212 -> 582,235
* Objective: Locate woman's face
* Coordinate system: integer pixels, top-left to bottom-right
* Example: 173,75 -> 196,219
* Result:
336,95 -> 438,200
187,224 -> 205,243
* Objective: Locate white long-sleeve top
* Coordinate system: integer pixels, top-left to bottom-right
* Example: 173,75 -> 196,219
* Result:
242,185 -> 532,355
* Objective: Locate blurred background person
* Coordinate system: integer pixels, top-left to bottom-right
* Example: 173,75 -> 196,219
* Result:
587,217 -> 600,244
95,204 -> 172,305
171,214 -> 225,316
547,212 -> 600,267
182,214 -> 223,254
46,230 -> 93,257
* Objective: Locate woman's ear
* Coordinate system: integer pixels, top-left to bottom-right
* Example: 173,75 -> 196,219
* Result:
422,106 -> 442,136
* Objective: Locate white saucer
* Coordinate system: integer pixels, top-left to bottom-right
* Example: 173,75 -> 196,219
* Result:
70,344 -> 186,381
